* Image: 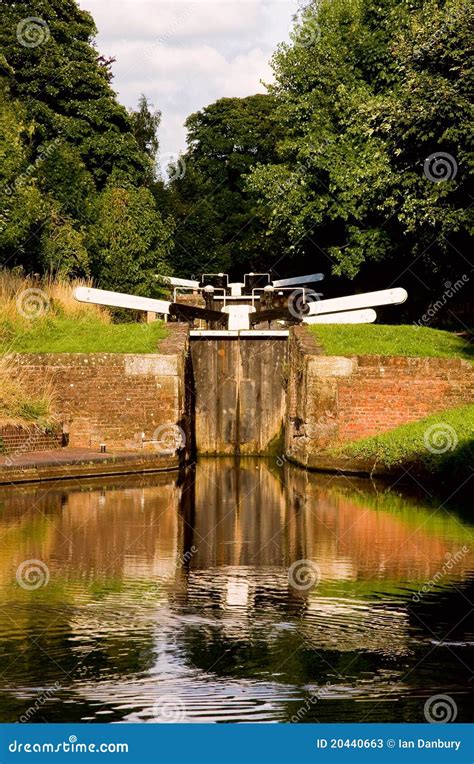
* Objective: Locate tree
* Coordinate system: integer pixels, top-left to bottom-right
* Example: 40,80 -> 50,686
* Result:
0,77 -> 44,271
129,95 -> 160,163
0,1 -> 174,289
88,183 -> 173,295
247,0 -> 473,309
368,0 -> 473,288
169,94 -> 284,277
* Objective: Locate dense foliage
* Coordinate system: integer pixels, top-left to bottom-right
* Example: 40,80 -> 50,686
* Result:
171,0 -> 472,313
1,0 -> 472,318
247,0 -> 473,306
168,94 -> 284,278
0,0 -> 172,292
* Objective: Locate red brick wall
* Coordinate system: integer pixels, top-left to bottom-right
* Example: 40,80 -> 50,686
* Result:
12,325 -> 189,450
0,425 -> 63,457
286,326 -> 474,466
337,356 -> 474,440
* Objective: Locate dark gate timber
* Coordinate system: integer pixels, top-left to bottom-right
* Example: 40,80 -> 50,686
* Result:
190,336 -> 287,455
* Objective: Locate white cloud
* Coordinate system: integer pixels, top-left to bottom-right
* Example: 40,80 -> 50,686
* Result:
78,0 -> 296,154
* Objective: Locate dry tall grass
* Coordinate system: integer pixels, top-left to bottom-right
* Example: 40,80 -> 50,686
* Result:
0,271 -> 110,324
0,355 -> 56,427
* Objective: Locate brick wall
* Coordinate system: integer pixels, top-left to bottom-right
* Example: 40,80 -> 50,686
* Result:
12,325 -> 190,450
337,355 -> 474,440
0,425 -> 63,456
286,326 -> 474,466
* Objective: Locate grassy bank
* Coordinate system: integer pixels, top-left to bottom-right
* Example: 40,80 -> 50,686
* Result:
310,325 -> 473,363
0,273 -> 168,353
332,404 -> 474,492
0,273 -> 168,425
1,316 -> 168,354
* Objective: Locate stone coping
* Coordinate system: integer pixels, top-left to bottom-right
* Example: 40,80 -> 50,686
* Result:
0,448 -> 180,485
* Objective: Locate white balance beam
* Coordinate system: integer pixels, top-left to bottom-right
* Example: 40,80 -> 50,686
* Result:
272,273 -> 324,288
307,288 -> 407,316
303,309 -> 377,324
163,276 -> 200,289
74,287 -> 171,315
221,304 -> 256,330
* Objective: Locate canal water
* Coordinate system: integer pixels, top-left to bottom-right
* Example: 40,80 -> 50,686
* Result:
0,458 -> 472,724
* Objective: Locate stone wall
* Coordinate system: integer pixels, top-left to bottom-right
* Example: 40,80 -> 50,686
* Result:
0,425 -> 63,456
286,326 -> 474,467
13,325 -> 190,450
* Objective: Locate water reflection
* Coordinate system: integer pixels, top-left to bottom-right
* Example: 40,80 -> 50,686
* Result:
0,459 -> 472,723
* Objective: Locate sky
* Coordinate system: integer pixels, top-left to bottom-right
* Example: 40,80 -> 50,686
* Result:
77,0 -> 299,163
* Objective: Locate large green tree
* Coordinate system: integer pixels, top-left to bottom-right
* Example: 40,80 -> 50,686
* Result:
169,94 -> 285,278
248,0 -> 473,310
0,0 -> 172,290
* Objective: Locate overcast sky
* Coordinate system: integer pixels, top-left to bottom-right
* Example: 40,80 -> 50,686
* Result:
78,0 -> 298,163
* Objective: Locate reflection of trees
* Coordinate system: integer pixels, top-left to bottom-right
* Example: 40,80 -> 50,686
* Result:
0,474 -> 182,721
172,459 -> 474,722
0,461 -> 472,723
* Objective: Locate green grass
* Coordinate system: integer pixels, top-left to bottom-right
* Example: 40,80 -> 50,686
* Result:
310,325 -> 473,362
0,316 -> 169,354
332,404 -> 474,475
